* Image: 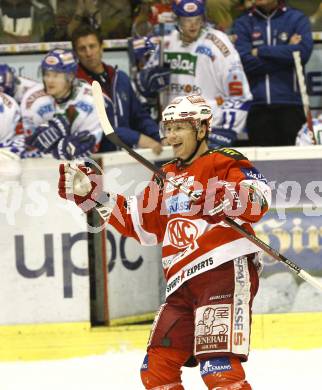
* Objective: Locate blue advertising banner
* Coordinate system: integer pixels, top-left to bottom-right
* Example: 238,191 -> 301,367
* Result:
254,209 -> 322,275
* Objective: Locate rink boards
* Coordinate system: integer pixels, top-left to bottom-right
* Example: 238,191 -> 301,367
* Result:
1,312 -> 322,361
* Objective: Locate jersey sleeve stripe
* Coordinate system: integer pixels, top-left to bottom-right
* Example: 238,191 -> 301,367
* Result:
128,195 -> 158,246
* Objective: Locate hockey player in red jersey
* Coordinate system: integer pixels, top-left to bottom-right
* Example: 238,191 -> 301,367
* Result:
58,94 -> 271,389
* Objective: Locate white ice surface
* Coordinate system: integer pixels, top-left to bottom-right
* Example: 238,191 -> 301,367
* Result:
1,349 -> 322,390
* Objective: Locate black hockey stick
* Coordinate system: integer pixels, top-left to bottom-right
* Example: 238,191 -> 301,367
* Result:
92,80 -> 322,292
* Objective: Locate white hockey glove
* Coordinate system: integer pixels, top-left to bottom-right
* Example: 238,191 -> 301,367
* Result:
58,163 -> 108,213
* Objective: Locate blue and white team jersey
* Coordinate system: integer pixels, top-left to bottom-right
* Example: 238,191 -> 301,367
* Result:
150,25 -> 253,134
0,91 -> 20,145
14,76 -> 38,104
20,80 -> 103,145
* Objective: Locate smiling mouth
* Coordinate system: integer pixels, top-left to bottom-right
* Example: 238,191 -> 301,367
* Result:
173,143 -> 182,150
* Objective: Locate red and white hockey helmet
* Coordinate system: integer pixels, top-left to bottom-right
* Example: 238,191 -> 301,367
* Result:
161,94 -> 212,137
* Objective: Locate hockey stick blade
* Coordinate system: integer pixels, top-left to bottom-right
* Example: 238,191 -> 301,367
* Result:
91,80 -> 322,292
92,80 -> 114,135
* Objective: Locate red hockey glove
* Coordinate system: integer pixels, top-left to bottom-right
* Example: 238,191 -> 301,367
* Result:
58,163 -> 104,213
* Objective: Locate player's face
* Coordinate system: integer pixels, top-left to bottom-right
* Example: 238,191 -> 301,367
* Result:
43,71 -> 72,99
164,120 -> 200,160
74,34 -> 104,73
179,15 -> 203,43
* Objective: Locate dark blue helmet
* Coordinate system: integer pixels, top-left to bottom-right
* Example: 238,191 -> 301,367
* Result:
172,0 -> 205,18
41,49 -> 78,75
0,64 -> 15,97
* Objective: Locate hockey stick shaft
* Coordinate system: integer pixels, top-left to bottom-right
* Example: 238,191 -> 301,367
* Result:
157,34 -> 167,120
92,80 -> 322,292
293,51 -> 316,144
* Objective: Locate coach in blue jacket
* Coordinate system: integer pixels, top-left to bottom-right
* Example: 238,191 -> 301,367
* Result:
71,25 -> 162,154
233,0 -> 313,146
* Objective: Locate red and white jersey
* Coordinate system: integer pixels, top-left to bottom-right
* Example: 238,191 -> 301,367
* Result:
107,148 -> 271,297
20,80 -> 102,143
0,91 -> 20,145
161,25 -> 253,133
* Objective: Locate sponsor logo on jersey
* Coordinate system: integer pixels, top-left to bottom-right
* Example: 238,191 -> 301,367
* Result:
241,167 -> 267,183
195,45 -> 215,61
228,76 -> 243,96
252,31 -> 262,39
205,33 -> 230,57
141,355 -> 148,371
195,304 -> 231,354
186,256 -> 214,277
166,193 -> 191,214
227,66 -> 245,96
25,89 -> 47,109
164,52 -> 197,75
170,83 -> 201,95
209,293 -> 232,301
37,103 -> 54,117
166,254 -> 217,296
75,101 -> 93,114
200,357 -> 232,376
233,257 -> 249,350
162,241 -> 199,270
167,218 -> 198,248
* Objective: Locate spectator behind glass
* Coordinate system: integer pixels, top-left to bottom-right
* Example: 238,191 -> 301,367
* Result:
206,0 -> 240,32
233,0 -> 313,146
48,0 -> 132,41
0,0 -> 55,43
132,1 -> 176,36
135,0 -> 253,149
71,25 -> 162,154
286,1 -> 322,31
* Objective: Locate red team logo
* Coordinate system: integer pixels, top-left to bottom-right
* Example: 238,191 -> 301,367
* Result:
168,218 -> 198,248
228,75 -> 243,96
